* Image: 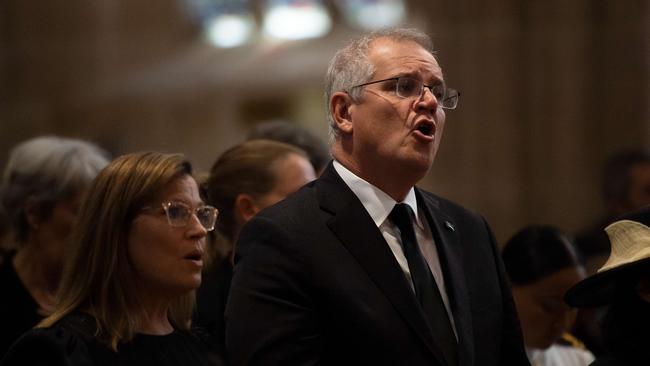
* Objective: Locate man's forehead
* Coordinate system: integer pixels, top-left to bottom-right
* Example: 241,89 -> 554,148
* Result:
368,37 -> 433,55
368,37 -> 443,78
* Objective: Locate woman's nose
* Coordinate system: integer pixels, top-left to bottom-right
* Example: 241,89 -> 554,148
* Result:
186,213 -> 208,239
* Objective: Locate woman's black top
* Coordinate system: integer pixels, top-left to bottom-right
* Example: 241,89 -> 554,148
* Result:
0,252 -> 42,358
194,259 -> 232,345
1,312 -> 224,366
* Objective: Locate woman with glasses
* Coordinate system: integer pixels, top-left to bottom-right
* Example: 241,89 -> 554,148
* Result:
502,225 -> 594,366
1,152 -> 223,366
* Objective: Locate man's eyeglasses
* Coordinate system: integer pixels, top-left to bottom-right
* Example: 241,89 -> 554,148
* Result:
349,76 -> 460,110
142,201 -> 218,231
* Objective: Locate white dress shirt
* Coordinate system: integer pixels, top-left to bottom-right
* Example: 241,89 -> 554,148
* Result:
333,160 -> 456,336
526,345 -> 595,366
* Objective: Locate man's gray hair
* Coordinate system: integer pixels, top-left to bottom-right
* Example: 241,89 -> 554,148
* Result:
1,136 -> 110,243
324,28 -> 434,140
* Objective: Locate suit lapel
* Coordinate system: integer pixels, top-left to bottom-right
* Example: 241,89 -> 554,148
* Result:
417,189 -> 475,366
317,164 -> 447,364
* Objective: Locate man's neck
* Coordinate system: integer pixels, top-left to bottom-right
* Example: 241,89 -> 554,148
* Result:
332,147 -> 423,202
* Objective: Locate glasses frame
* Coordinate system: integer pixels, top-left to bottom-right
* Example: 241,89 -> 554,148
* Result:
141,201 -> 218,231
348,76 -> 460,110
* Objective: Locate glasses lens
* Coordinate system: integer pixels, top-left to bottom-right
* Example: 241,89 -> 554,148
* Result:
441,89 -> 459,110
429,85 -> 445,100
196,206 -> 217,231
396,77 -> 422,98
165,202 -> 190,227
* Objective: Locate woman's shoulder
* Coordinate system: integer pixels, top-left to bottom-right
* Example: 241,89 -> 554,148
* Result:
1,313 -> 103,366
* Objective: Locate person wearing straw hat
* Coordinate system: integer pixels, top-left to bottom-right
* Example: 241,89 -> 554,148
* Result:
565,205 -> 650,366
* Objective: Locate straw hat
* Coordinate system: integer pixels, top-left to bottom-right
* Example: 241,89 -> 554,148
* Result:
565,213 -> 650,307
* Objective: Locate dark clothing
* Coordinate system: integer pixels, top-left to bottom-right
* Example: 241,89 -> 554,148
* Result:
573,217 -> 615,357
0,252 -> 42,358
1,312 -> 224,366
590,352 -> 648,366
589,292 -> 650,366
194,259 -> 233,346
575,216 -> 614,259
590,357 -> 634,366
225,163 -> 530,366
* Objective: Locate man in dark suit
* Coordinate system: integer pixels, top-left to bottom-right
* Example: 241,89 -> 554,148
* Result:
225,28 -> 530,366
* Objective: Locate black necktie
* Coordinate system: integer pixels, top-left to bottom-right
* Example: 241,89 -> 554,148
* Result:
389,203 -> 458,366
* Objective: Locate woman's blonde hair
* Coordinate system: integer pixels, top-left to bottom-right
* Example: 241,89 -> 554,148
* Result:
39,151 -> 195,351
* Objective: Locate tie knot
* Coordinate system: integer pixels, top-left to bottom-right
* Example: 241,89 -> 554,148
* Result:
389,203 -> 414,232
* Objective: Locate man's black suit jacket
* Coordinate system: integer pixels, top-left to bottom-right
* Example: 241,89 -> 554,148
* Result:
225,163 -> 530,366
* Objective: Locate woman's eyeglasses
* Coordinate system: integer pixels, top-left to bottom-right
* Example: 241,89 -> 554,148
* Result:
142,201 -> 218,231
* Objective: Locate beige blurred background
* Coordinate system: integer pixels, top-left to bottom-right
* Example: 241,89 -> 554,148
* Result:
1,0 -> 648,244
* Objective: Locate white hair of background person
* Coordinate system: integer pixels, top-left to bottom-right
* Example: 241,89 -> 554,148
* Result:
1,135 -> 110,243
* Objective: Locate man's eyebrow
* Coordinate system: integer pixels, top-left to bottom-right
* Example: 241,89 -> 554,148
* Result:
395,71 -> 415,78
425,76 -> 445,87
397,71 -> 444,85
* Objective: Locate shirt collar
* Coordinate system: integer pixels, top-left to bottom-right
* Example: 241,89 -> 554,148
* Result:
333,160 -> 422,229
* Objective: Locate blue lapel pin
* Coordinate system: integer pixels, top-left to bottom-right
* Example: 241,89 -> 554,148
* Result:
444,221 -> 455,232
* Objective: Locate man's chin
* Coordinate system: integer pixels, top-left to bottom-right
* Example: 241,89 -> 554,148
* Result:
409,149 -> 436,168
397,156 -> 433,180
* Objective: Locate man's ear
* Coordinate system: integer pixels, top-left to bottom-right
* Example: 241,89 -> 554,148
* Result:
234,193 -> 260,223
330,92 -> 355,135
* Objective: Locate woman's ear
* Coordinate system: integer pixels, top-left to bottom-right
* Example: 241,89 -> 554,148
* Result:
330,92 -> 355,135
24,195 -> 42,230
233,193 -> 260,223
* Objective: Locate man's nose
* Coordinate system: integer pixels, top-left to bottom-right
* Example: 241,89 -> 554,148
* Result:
416,87 -> 439,113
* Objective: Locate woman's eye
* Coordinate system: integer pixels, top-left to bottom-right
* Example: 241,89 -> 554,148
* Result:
539,299 -> 566,314
167,205 -> 187,219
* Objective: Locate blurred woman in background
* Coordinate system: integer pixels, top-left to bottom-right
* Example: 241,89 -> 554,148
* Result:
502,225 -> 594,366
194,139 -> 316,343
246,120 -> 330,176
2,152 -> 222,365
0,136 -> 109,357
